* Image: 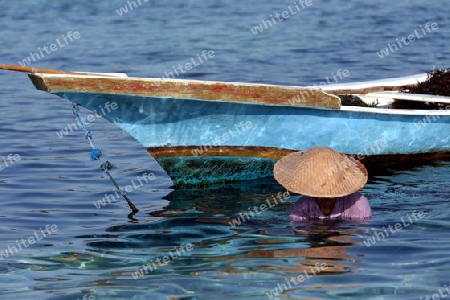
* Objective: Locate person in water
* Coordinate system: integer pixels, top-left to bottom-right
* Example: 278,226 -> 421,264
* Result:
273,147 -> 372,221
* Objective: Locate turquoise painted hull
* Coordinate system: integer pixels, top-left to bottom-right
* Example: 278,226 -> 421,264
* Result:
155,156 -> 277,186
56,92 -> 450,153
53,91 -> 450,185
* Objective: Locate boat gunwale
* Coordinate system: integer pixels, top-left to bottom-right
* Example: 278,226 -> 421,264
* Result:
28,73 -> 342,110
29,72 -> 450,116
340,105 -> 450,116
29,71 -> 427,86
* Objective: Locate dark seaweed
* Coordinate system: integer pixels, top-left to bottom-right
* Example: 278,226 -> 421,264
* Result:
339,95 -> 379,107
397,67 -> 450,109
404,67 -> 450,96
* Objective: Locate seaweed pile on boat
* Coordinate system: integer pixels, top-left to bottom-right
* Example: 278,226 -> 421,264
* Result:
396,67 -> 450,109
407,67 -> 450,96
339,95 -> 378,107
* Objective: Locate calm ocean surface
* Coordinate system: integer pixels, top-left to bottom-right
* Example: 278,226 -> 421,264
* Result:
0,1 -> 449,299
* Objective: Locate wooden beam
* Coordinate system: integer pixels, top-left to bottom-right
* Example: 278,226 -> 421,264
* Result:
0,63 -> 114,77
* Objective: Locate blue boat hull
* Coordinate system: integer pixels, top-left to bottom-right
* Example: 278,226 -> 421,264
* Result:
54,92 -> 450,186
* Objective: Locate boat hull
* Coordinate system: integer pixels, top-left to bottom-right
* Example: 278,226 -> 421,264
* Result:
28,73 -> 450,186
52,92 -> 450,151
51,91 -> 450,185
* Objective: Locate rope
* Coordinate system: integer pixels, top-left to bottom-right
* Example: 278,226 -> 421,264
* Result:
72,103 -> 139,215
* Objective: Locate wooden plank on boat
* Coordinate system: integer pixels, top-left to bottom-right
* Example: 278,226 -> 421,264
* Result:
28,73 -> 341,109
0,63 -> 341,109
322,73 -> 427,95
364,91 -> 450,104
325,85 -> 409,95
0,63 -> 119,77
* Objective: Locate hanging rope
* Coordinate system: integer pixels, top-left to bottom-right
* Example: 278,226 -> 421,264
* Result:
72,103 -> 139,215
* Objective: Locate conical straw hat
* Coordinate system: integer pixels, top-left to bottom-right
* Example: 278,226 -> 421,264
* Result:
273,147 -> 368,197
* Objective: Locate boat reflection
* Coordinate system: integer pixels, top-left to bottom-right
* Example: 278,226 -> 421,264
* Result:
150,179 -> 366,278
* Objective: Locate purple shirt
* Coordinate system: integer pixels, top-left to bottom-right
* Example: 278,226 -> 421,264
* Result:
289,192 -> 372,221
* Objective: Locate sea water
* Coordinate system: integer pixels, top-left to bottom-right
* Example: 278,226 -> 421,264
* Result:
0,0 -> 449,299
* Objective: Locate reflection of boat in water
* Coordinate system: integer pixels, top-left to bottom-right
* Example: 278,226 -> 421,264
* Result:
151,177 -> 292,219
205,220 -> 362,275
150,179 -> 366,289
32,177 -> 369,298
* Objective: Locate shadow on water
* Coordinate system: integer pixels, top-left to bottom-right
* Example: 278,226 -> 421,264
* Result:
364,155 -> 450,178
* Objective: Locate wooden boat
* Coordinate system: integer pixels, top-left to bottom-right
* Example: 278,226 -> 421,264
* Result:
2,64 -> 450,186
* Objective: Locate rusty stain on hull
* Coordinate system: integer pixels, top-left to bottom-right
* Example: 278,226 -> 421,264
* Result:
146,145 -> 450,186
147,145 -> 450,164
